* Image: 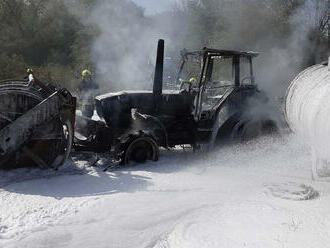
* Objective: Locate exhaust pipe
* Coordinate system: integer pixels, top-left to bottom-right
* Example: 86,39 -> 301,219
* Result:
153,39 -> 164,97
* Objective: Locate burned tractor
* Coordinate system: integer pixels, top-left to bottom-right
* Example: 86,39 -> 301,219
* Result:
0,39 -> 277,169
0,73 -> 76,169
74,40 -> 277,165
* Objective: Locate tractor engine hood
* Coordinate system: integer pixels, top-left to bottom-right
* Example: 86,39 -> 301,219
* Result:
95,89 -> 194,128
94,40 -> 194,129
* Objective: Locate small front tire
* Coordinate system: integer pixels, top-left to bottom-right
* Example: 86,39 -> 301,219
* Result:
123,136 -> 159,165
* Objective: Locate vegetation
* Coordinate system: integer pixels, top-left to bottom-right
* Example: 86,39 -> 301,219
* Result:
0,0 -> 328,90
0,0 -> 96,88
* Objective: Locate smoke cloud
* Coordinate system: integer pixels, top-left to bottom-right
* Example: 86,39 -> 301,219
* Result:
255,0 -> 330,99
69,0 -> 329,100
85,0 -> 174,91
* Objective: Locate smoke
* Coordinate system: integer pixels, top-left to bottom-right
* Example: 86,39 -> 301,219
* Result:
77,0 -> 207,91
206,0 -> 327,100
174,0 -> 328,99
85,0 -> 174,91
67,0 -> 328,99
256,0 -> 329,99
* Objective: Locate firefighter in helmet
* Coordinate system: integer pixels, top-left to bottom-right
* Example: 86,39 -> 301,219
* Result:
78,69 -> 99,118
189,77 -> 198,84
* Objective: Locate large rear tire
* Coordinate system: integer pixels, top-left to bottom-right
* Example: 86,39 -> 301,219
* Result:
231,119 -> 278,141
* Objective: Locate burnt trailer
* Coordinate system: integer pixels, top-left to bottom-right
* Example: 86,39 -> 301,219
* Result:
74,40 -> 277,165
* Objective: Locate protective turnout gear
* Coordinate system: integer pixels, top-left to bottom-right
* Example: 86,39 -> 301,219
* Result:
78,70 -> 99,118
178,77 -> 198,84
189,77 -> 197,84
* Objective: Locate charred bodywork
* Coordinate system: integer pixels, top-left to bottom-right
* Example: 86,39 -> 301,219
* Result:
0,40 -> 277,169
74,40 -> 277,165
0,74 -> 76,169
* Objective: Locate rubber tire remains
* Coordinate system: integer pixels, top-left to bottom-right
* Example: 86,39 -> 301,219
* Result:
123,136 -> 159,165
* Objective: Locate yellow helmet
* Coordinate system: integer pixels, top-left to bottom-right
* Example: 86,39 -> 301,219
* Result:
189,77 -> 197,83
26,68 -> 33,74
81,69 -> 92,78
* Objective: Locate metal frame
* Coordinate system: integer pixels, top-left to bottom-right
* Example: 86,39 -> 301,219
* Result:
178,48 -> 258,121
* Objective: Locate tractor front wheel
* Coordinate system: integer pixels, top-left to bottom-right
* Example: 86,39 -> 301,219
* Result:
123,136 -> 159,165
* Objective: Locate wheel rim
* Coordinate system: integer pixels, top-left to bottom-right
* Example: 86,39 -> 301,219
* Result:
124,136 -> 159,165
52,119 -> 73,169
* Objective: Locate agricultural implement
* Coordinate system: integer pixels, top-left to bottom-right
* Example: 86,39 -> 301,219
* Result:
0,73 -> 76,169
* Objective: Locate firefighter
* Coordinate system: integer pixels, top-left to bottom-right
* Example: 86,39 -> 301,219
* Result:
189,77 -> 198,84
78,69 -> 99,118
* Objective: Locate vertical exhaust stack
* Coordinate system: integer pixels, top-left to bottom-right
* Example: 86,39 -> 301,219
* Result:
153,39 -> 164,97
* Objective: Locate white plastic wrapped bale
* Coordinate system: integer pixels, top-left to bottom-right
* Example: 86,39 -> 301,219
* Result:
285,58 -> 330,179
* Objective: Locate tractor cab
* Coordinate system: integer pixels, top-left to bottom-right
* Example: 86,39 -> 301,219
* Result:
176,48 -> 259,122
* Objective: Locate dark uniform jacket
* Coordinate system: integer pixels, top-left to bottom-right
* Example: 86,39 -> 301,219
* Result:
78,80 -> 99,92
77,79 -> 99,117
78,79 -> 99,105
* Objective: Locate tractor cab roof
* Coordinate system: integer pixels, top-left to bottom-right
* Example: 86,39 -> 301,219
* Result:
181,48 -> 259,58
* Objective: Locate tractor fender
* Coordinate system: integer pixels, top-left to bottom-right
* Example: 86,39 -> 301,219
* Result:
210,102 -> 241,146
117,131 -> 159,165
131,110 -> 168,147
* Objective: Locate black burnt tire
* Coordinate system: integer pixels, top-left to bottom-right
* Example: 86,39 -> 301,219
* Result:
232,120 -> 261,141
123,136 -> 159,165
232,119 -> 278,142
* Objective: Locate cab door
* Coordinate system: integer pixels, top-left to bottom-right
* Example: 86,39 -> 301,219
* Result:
196,54 -> 236,121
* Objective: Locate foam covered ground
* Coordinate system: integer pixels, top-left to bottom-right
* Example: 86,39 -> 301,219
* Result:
1,134 -> 330,248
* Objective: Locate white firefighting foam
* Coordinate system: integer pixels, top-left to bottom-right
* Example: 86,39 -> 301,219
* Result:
2,135 -> 330,248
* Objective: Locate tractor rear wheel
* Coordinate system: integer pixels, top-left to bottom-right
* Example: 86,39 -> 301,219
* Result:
232,119 -> 278,141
